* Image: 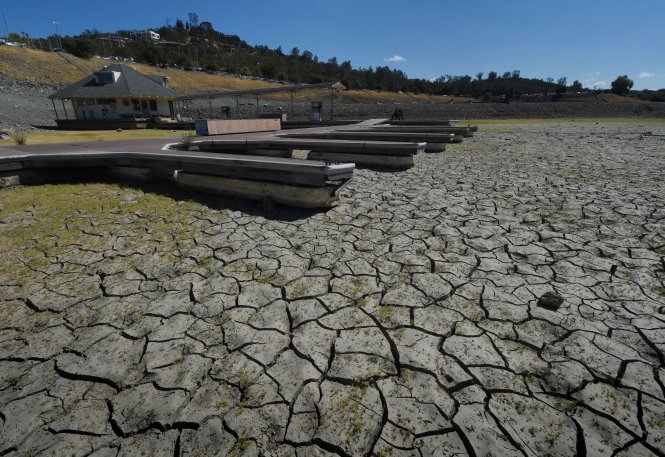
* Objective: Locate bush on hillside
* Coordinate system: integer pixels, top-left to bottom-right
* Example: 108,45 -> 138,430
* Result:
62,37 -> 98,59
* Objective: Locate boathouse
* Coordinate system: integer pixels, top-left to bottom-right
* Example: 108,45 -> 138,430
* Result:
49,64 -> 180,129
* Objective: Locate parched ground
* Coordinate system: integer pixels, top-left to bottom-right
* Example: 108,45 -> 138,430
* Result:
1,121 -> 664,456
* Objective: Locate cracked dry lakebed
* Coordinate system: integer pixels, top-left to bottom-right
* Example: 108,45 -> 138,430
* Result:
1,121 -> 665,456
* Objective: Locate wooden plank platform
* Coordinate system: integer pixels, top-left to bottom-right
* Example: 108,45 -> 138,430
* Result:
195,119 -> 281,136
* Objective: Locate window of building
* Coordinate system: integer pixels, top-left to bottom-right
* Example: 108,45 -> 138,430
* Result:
149,100 -> 157,111
123,99 -> 130,106
132,99 -> 141,111
95,73 -> 114,84
97,98 -> 115,105
78,98 -> 96,106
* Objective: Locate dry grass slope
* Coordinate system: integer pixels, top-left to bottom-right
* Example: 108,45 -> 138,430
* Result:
0,128 -> 191,146
0,46 -> 473,103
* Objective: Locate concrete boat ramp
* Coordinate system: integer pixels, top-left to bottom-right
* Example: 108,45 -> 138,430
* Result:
0,118 -> 476,207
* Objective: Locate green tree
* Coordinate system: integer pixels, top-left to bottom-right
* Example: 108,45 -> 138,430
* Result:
611,75 -> 634,95
141,46 -> 164,65
62,37 -> 97,59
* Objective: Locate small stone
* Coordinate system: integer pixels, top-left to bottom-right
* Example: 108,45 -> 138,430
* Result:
537,291 -> 564,311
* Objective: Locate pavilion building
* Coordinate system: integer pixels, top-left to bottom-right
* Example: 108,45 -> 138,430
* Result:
49,64 -> 180,129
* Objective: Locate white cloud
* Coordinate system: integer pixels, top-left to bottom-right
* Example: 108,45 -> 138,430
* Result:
384,55 -> 406,63
639,72 -> 656,78
582,73 -> 608,89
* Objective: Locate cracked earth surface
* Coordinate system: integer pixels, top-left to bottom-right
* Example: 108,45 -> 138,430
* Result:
1,121 -> 665,456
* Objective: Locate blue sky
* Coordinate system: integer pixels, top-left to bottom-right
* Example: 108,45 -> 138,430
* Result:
2,0 -> 664,90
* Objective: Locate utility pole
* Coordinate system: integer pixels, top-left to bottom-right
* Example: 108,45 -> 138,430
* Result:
1,10 -> 9,37
52,20 -> 62,50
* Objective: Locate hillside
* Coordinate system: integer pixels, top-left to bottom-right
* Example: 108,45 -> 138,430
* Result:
2,46 -> 652,106
2,46 -> 664,133
0,46 -> 471,104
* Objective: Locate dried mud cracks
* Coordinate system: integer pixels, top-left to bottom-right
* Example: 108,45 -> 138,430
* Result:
1,122 -> 664,456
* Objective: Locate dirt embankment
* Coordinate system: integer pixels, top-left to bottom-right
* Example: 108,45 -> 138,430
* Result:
184,98 -> 665,125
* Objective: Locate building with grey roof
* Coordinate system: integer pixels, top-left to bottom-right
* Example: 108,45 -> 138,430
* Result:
49,64 -> 180,126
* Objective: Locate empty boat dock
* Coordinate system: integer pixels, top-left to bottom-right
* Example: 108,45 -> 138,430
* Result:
0,117 -> 477,207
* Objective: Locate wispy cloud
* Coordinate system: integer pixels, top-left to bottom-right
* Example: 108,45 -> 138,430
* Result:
583,73 -> 608,89
639,72 -> 656,78
384,55 -> 406,63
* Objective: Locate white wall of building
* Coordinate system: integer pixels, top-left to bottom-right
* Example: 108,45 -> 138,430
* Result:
71,98 -> 173,120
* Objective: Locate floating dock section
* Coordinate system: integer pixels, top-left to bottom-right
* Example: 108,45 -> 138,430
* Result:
367,125 -> 476,137
182,138 -> 425,169
278,131 -> 457,152
0,117 -> 477,208
0,150 -> 354,208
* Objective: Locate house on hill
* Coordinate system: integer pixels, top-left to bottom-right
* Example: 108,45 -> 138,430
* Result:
49,64 -> 180,129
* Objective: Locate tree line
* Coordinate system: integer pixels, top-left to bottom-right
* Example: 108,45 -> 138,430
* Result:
7,16 -> 660,100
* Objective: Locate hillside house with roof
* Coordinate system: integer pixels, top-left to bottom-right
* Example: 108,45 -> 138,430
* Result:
49,64 -> 180,128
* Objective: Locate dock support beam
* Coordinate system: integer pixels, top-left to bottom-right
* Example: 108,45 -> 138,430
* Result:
329,88 -> 336,121
289,91 -> 296,119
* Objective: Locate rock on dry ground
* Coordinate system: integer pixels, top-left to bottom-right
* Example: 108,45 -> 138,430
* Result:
1,121 -> 664,456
